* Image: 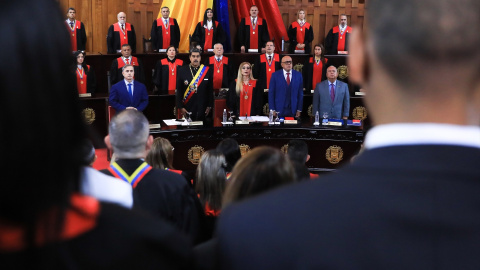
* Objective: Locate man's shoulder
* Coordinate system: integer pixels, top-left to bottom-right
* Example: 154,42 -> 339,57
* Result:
111,80 -> 125,89
134,80 -> 147,89
143,168 -> 189,187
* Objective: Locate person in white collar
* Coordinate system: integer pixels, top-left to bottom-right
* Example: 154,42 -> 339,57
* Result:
325,14 -> 352,54
312,65 -> 350,119
192,8 -> 226,52
216,0 -> 480,268
107,11 -> 137,54
150,6 -> 181,51
65,7 -> 86,52
238,5 -> 270,53
253,40 -> 281,91
109,44 -> 145,85
287,9 -> 314,54
109,64 -> 149,112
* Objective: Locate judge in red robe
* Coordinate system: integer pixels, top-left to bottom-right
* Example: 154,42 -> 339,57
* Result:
287,9 -> 314,54
65,8 -> 86,52
107,12 -> 137,54
303,44 -> 328,92
253,41 -> 281,91
74,51 -> 96,94
191,8 -> 226,52
109,44 -> 145,85
151,7 -> 181,51
227,62 -> 262,117
153,45 -> 183,95
204,43 -> 232,93
325,14 -> 352,55
237,5 -> 270,53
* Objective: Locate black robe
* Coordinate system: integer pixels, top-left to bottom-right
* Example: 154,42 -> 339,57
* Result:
151,18 -> 181,51
204,56 -> 233,90
325,25 -> 352,55
107,23 -> 136,54
176,64 -> 213,121
227,80 -> 263,116
287,21 -> 314,54
65,20 -> 87,51
191,21 -> 226,51
303,57 -> 328,91
74,64 -> 96,94
109,56 -> 145,86
153,57 -> 184,95
253,53 -> 282,90
237,17 -> 270,53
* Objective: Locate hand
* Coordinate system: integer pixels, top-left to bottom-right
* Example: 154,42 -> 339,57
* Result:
205,107 -> 211,115
342,117 -> 348,120
295,111 -> 301,118
196,45 -> 202,51
272,111 -> 278,117
298,43 -> 305,49
240,46 -> 245,53
261,47 -> 266,53
181,108 -> 189,117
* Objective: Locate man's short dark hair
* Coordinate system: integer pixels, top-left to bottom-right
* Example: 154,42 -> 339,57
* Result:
68,7 -> 76,12
121,44 -> 131,49
190,47 -> 202,56
287,140 -> 309,164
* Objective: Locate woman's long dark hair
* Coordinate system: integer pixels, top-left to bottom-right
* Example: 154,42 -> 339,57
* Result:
195,150 -> 227,211
202,8 -> 213,27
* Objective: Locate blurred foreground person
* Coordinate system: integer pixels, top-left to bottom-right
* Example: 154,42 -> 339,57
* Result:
0,1 -> 192,269
217,0 -> 480,269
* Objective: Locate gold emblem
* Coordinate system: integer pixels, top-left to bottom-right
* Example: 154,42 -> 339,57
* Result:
280,144 -> 288,154
82,108 -> 95,125
208,33 -> 210,35
72,34 -> 75,37
253,31 -> 255,35
80,81 -> 84,84
307,104 -> 313,117
172,72 -> 174,76
263,103 -> 270,116
326,145 -> 343,164
337,65 -> 349,79
188,145 -> 205,164
293,63 -> 303,72
184,80 -> 188,85
166,32 -> 169,34
173,106 -> 177,117
268,68 -> 271,72
239,144 -> 251,156
352,106 -> 368,120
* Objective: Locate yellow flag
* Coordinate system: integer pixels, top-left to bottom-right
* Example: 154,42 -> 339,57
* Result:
159,0 -> 214,53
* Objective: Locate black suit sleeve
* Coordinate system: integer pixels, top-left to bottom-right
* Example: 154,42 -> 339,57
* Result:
107,25 -> 115,54
150,21 -> 159,51
87,66 -> 96,94
227,81 -> 238,116
325,29 -> 335,55
261,19 -> 270,47
79,22 -> 87,50
287,24 -> 296,54
130,25 -> 137,53
215,23 -> 226,45
110,60 -> 118,86
253,83 -> 263,115
191,22 -> 203,45
173,19 -> 181,48
238,18 -> 246,49
136,59 -> 145,84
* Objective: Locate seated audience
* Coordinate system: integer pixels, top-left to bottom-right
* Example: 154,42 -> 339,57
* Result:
146,137 -> 190,181
0,1 -> 192,268
215,138 -> 241,177
287,139 -> 314,181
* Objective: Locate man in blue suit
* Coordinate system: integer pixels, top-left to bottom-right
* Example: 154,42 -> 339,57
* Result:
109,64 -> 148,112
268,56 -> 303,118
312,65 -> 350,119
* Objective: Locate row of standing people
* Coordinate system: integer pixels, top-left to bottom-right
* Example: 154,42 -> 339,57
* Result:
66,5 -> 352,55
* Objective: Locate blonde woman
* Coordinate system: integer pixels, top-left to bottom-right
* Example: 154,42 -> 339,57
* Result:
226,62 -> 262,117
287,9 -> 313,54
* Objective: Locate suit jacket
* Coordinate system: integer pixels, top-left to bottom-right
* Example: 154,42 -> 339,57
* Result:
268,69 -> 303,116
109,80 -> 148,112
312,79 -> 350,119
216,145 -> 480,270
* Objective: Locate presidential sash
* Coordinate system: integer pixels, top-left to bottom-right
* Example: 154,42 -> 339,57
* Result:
108,162 -> 152,188
183,65 -> 209,105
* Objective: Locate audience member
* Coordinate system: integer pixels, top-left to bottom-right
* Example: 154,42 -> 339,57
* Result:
303,44 -> 328,91
107,12 -> 136,54
109,64 -> 148,112
153,45 -> 184,95
312,65 -> 350,119
325,14 -> 352,55
268,56 -> 303,118
238,5 -> 270,53
215,138 -> 241,177
176,48 -> 213,121
287,9 -> 313,54
146,137 -> 190,179
252,40 -> 281,90
192,8 -> 226,52
216,0 -> 480,268
0,1 -> 192,268
109,44 -> 145,85
73,50 -> 96,94
205,43 -> 232,92
287,139 -> 313,181
151,6 -> 180,52
65,7 -> 86,52
102,110 -> 204,243
227,62 -> 262,117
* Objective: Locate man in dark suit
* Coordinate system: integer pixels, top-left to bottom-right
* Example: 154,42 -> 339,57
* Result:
268,56 -> 303,118
312,65 -> 350,119
102,109 -> 204,244
216,0 -> 480,269
109,64 -> 148,112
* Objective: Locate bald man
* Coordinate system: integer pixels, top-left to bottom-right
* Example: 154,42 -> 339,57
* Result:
107,12 -> 137,54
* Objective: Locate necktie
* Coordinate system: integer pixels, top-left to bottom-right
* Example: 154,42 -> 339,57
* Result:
126,58 -> 130,65
268,56 -> 272,61
128,83 -> 133,98
165,19 -> 168,25
70,22 -> 74,28
286,72 -> 290,86
121,24 -> 124,31
330,83 -> 335,102
217,58 -> 220,62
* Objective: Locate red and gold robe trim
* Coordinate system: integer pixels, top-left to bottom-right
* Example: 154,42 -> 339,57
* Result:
245,17 -> 263,50
209,56 -> 228,90
113,23 -> 132,48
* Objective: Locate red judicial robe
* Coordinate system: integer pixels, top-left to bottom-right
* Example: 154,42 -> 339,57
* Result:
227,79 -> 262,117
205,56 -> 231,90
109,56 -> 145,85
191,21 -> 226,51
65,20 -> 87,51
107,22 -> 137,54
238,17 -> 270,53
325,25 -> 352,55
153,57 -> 184,95
303,57 -> 328,91
253,53 -> 281,90
75,64 -> 96,94
288,21 -> 314,54
151,18 -> 181,51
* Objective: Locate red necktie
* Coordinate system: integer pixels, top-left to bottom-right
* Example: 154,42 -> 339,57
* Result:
126,58 -> 130,65
330,83 -> 335,102
286,72 -> 290,86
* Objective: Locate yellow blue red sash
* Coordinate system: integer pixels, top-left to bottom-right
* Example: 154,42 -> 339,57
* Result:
183,65 -> 209,104
108,161 -> 152,188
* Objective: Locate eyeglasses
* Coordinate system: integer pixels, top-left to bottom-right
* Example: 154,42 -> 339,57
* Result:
242,66 -> 251,69
282,61 -> 292,64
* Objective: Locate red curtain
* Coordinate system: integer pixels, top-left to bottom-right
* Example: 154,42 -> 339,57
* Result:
231,0 -> 288,52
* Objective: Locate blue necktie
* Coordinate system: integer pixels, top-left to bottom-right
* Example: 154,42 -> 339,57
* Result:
128,83 -> 133,98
